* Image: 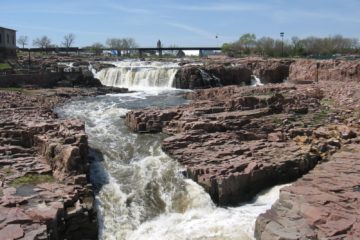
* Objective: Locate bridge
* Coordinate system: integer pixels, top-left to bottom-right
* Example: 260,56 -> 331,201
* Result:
19,47 -> 222,57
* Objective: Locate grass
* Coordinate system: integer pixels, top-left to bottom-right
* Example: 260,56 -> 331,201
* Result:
9,173 -> 55,187
0,63 -> 12,70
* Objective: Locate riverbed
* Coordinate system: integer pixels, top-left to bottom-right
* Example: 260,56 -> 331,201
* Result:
56,60 -> 286,240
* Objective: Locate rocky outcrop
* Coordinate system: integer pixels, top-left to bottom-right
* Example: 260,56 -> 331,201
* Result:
289,59 -> 360,82
126,83 -> 334,205
0,87 -> 125,240
173,58 -> 293,89
173,64 -> 252,89
255,144 -> 360,239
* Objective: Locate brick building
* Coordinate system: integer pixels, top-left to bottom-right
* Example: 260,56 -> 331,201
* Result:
0,27 -> 16,59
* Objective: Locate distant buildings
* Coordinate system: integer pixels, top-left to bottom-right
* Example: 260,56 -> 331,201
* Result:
0,27 -> 16,59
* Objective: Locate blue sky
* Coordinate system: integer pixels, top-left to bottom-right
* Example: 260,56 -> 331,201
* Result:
1,0 -> 360,47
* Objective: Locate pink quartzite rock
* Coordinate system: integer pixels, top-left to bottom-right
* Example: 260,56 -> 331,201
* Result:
255,144 -> 360,239
126,84 -> 330,205
0,88 -> 115,239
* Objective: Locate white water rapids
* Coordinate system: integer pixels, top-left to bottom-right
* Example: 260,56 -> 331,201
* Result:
56,61 -> 286,240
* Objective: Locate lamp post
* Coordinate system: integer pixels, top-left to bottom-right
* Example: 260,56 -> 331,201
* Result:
280,32 -> 284,57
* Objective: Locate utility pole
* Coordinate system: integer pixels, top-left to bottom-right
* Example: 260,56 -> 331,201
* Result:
28,48 -> 31,73
280,32 -> 284,57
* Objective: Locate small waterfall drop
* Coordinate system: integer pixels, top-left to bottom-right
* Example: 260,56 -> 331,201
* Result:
95,60 -> 179,89
251,75 -> 264,87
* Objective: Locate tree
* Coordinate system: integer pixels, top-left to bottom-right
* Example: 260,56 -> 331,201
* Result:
62,33 -> 76,48
237,33 -> 256,54
106,38 -> 138,49
33,36 -> 51,48
256,37 -> 275,56
89,42 -> 105,55
17,36 -> 29,49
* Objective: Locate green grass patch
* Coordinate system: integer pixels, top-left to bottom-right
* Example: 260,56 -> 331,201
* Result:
0,63 -> 12,70
9,173 -> 55,187
320,98 -> 335,107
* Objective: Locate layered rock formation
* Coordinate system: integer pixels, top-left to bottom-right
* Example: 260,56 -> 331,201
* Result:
173,58 -> 293,89
173,58 -> 360,89
0,87 -> 126,240
126,83 -> 341,205
255,144 -> 360,239
254,80 -> 360,239
289,59 -> 360,82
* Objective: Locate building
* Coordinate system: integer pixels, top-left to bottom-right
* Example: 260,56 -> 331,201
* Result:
0,27 -> 16,59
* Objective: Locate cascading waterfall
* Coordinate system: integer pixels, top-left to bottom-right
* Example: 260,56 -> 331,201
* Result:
56,89 -> 289,240
251,75 -> 264,86
95,61 -> 179,89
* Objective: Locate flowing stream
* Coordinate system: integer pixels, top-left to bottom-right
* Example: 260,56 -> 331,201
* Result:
57,61 -> 284,240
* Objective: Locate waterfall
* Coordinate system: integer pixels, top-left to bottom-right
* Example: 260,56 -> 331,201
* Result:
251,75 -> 264,87
198,68 -> 222,87
95,60 -> 179,89
57,91 -> 288,240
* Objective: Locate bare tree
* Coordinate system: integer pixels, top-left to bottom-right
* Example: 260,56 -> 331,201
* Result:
106,37 -> 138,49
33,36 -> 52,48
62,33 -> 76,48
17,36 -> 29,49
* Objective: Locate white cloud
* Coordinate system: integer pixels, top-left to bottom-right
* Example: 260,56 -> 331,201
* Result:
169,2 -> 268,12
167,22 -> 215,39
109,4 -> 153,14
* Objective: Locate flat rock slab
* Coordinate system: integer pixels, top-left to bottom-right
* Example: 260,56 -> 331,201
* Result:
255,144 -> 360,240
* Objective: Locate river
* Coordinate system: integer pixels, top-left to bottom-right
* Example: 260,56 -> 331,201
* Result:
56,60 -> 286,240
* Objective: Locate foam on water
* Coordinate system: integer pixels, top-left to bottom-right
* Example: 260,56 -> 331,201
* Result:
56,82 -> 286,240
251,75 -> 264,87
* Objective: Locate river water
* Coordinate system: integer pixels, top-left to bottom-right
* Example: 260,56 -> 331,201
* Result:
56,60 -> 286,240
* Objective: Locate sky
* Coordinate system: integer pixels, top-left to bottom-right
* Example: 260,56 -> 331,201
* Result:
1,0 -> 360,48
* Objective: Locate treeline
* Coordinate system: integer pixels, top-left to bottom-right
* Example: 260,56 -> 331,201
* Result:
222,33 -> 360,58
17,34 -> 138,54
84,38 -> 138,54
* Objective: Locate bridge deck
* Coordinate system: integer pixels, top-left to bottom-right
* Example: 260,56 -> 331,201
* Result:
19,47 -> 221,52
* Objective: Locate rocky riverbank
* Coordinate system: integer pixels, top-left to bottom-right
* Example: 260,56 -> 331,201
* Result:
173,57 -> 360,89
0,86 -> 127,239
126,76 -> 360,238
